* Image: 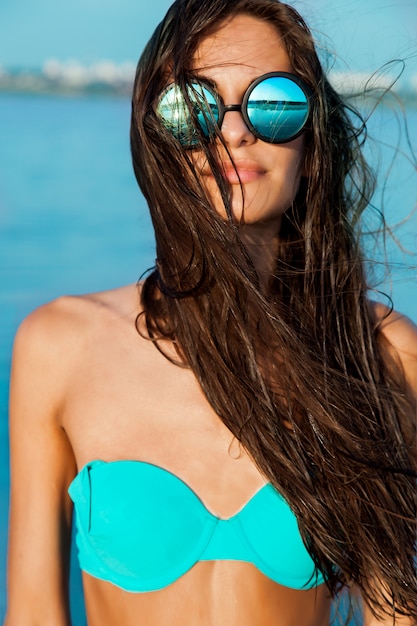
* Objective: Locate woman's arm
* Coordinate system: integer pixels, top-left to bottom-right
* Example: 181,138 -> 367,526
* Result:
362,303 -> 417,626
363,603 -> 417,626
4,301 -> 78,625
372,301 -> 417,395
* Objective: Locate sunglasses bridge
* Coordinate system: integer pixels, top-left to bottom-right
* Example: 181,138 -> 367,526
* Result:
219,104 -> 244,126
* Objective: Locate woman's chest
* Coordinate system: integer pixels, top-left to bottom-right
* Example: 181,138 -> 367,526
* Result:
62,334 -> 269,519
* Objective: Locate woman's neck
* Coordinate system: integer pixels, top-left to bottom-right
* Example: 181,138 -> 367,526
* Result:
238,221 -> 280,291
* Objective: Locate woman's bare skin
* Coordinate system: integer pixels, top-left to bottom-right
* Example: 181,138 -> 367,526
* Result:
5,11 -> 417,626
6,283 -> 331,626
6,282 -> 417,626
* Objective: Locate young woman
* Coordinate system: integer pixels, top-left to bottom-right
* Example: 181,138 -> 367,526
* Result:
5,1 -> 417,625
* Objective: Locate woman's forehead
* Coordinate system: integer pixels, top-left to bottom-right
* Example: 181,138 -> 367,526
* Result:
192,14 -> 288,69
191,14 -> 291,77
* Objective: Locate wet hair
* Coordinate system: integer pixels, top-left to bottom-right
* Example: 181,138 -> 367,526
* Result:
130,0 -> 417,621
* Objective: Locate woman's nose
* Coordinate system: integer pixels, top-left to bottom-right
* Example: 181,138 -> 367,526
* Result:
219,108 -> 256,148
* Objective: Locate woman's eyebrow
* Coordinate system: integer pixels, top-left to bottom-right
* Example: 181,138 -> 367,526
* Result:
190,73 -> 218,88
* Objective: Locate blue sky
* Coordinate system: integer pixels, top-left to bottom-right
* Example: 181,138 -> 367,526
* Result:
0,0 -> 416,83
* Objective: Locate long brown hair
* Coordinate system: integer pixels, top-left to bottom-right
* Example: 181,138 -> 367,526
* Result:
130,0 -> 417,621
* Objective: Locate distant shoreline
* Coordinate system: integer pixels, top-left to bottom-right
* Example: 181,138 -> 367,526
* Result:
0,65 -> 416,103
0,83 -> 132,98
0,61 -> 135,98
0,75 -> 132,98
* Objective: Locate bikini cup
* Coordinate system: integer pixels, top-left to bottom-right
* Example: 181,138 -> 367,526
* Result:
68,459 -> 325,593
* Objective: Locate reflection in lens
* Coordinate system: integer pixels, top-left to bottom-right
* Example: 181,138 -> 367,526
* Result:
157,85 -> 196,146
157,83 -> 219,147
190,85 -> 219,139
247,77 -> 309,142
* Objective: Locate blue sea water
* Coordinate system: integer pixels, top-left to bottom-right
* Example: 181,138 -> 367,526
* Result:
0,92 -> 416,624
0,93 -> 155,624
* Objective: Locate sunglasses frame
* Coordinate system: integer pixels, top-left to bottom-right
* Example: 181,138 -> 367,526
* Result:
156,71 -> 312,148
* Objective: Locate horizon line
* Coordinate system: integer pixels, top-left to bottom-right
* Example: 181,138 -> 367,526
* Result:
0,59 -> 416,98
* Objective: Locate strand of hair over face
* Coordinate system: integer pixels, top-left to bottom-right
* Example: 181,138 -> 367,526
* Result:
130,0 -> 417,621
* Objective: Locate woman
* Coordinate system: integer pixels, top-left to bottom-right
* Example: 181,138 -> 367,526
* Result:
5,0 -> 417,625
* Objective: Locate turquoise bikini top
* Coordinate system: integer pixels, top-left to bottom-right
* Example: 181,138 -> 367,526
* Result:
68,460 -> 324,593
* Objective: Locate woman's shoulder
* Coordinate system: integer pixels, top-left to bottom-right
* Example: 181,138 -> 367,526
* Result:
12,283 -> 143,391
370,300 -> 417,350
16,283 -> 141,344
369,300 -> 417,395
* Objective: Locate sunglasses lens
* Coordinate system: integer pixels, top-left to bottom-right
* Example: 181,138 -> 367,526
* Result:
246,76 -> 309,143
191,84 -> 219,140
157,83 -> 219,147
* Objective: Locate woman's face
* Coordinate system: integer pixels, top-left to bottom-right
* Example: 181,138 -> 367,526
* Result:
191,14 -> 305,227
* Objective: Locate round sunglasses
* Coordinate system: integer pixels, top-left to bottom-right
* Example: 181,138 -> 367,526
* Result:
156,71 -> 311,149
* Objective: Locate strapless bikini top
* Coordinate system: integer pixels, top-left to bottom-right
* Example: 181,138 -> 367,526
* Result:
68,460 -> 325,593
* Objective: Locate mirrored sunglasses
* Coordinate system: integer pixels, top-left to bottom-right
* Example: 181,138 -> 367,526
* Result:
156,71 -> 311,149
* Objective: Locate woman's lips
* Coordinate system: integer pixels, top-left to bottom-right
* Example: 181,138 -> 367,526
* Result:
223,167 -> 265,184
201,160 -> 266,184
